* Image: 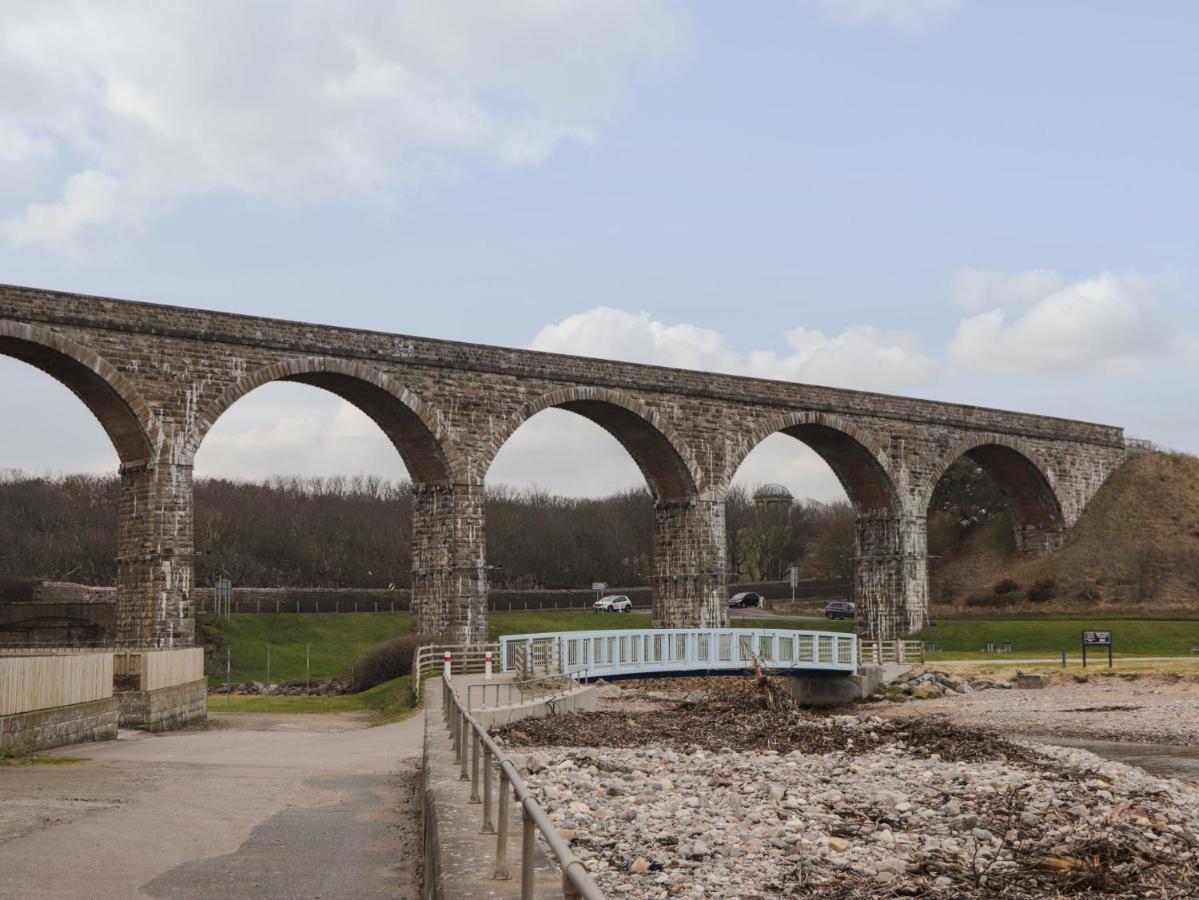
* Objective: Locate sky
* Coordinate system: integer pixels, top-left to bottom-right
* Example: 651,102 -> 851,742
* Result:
1,0 -> 1196,502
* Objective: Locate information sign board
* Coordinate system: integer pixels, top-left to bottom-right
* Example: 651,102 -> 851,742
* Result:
1081,629 -> 1113,668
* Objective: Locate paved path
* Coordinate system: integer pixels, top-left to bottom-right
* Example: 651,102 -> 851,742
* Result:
0,709 -> 424,899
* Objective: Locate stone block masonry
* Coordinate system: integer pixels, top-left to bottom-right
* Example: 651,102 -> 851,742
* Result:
117,679 -> 207,731
0,697 -> 118,756
0,283 -> 1128,644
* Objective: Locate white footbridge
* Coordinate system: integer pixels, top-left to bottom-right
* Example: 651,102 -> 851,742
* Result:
499,627 -> 859,681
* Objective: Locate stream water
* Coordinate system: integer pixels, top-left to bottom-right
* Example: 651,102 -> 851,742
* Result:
1031,735 -> 1199,781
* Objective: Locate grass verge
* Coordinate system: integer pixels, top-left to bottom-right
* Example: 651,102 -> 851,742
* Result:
916,617 -> 1199,659
211,675 -> 415,722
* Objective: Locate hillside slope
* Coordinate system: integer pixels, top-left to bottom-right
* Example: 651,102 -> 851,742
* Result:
932,451 -> 1199,612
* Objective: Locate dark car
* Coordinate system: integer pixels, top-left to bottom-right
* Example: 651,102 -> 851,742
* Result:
825,600 -> 855,620
728,591 -> 762,608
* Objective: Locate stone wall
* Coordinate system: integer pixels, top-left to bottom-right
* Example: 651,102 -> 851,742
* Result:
117,679 -> 207,731
0,284 -> 1128,643
0,697 -> 118,756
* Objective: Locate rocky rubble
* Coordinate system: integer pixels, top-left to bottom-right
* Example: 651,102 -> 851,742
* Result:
209,678 -> 350,696
515,737 -> 1199,898
870,669 -> 1012,703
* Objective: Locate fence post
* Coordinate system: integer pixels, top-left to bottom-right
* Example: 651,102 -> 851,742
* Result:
485,651 -> 493,681
494,770 -> 511,879
521,806 -> 535,900
470,732 -> 481,803
459,710 -> 470,782
305,643 -> 310,693
444,650 -> 452,679
482,745 -> 496,834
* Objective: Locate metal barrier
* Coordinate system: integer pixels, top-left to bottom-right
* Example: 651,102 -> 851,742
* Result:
441,675 -> 604,899
858,639 -> 925,665
499,628 -> 858,679
413,642 -> 501,694
467,671 -> 582,712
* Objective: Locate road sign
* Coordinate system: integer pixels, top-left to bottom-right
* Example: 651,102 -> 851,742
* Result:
1082,629 -> 1113,668
215,577 -> 233,617
789,566 -> 799,589
591,582 -> 607,591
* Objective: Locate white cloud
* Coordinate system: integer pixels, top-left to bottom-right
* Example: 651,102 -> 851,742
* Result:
949,268 -> 1065,311
819,0 -> 965,31
948,270 -> 1167,376
193,384 -> 408,482
487,409 -> 648,496
0,1 -> 683,249
531,307 -> 939,393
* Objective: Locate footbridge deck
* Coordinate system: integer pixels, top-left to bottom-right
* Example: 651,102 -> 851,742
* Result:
499,627 -> 859,680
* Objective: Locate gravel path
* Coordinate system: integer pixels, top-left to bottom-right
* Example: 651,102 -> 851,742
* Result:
0,709 -> 424,899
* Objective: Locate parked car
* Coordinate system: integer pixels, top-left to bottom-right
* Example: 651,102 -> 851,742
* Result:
728,591 -> 763,609
825,600 -> 855,620
593,595 -> 632,613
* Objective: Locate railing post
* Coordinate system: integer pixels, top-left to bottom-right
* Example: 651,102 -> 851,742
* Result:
460,710 -> 470,781
521,805 -> 535,900
485,650 -> 493,680
562,869 -> 582,900
444,649 -> 452,679
470,731 -> 481,802
494,770 -> 511,879
482,745 -> 496,834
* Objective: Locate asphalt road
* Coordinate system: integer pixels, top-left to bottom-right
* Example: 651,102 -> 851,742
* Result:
0,709 -> 425,899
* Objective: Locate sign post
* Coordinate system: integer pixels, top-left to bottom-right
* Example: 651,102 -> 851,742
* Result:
591,581 -> 607,607
1082,630 -> 1113,669
789,566 -> 799,604
215,577 -> 233,619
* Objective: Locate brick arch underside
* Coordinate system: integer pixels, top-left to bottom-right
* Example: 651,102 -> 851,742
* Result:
484,396 -> 700,503
778,423 -> 897,513
931,443 -> 1063,528
729,414 -> 898,514
0,329 -> 155,468
187,362 -> 458,485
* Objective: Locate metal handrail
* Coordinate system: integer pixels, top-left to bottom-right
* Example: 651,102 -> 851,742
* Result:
442,675 -> 605,899
467,670 -> 583,712
413,642 -> 500,693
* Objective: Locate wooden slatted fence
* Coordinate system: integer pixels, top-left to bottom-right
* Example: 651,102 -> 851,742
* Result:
0,653 -> 114,716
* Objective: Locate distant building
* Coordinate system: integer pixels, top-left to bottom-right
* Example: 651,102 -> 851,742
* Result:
752,482 -> 793,509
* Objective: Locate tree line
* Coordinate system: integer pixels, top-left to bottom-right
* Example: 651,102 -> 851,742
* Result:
0,470 -> 861,590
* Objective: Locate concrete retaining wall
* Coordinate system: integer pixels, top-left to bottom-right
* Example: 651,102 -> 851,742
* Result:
0,696 -> 118,756
471,686 -> 597,729
117,679 -> 207,731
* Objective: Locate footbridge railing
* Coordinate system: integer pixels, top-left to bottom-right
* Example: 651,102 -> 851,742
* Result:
499,628 -> 858,680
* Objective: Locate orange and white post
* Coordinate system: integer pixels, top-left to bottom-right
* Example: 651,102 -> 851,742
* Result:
443,650 -> 452,679
484,651 -> 493,680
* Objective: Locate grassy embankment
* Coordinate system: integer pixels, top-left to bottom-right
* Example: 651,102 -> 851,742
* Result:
211,675 -> 415,719
199,610 -> 1199,684
198,610 -> 841,684
933,451 -> 1199,612
915,617 -> 1199,660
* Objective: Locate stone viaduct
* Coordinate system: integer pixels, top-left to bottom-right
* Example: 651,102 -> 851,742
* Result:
0,284 -> 1128,645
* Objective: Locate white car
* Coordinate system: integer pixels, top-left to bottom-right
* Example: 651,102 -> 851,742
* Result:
593,594 -> 632,613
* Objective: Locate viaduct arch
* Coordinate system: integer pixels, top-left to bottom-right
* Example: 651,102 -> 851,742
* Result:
0,284 -> 1128,644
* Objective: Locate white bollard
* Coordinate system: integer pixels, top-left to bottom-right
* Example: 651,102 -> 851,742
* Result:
443,651 -> 453,679
485,651 -> 493,681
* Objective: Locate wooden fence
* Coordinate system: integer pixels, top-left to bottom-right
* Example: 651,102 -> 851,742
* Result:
0,652 -> 114,716
114,648 -> 205,691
